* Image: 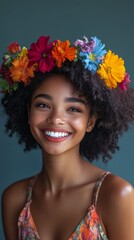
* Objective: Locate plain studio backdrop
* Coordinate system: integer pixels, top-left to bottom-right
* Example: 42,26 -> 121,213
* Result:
0,0 -> 134,238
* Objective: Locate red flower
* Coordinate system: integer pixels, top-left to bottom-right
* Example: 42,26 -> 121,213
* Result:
0,63 -> 11,81
7,42 -> 21,54
0,63 -> 14,86
119,72 -> 131,91
28,36 -> 55,73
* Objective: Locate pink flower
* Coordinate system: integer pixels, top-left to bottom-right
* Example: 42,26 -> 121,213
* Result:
7,42 -> 21,54
28,36 -> 55,73
119,72 -> 131,91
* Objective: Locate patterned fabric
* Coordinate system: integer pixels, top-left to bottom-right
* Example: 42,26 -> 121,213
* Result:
18,172 -> 110,240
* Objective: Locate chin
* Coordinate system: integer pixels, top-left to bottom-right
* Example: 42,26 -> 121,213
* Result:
41,146 -> 66,156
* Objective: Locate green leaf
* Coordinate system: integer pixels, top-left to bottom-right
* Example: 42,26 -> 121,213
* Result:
12,82 -> 18,91
0,79 -> 9,88
4,57 -> 12,67
4,53 -> 10,59
0,79 -> 12,92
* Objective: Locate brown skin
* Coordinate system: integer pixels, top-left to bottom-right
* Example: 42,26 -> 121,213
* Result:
2,76 -> 134,240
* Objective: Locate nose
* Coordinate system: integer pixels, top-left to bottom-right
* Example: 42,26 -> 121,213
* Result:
47,109 -> 65,126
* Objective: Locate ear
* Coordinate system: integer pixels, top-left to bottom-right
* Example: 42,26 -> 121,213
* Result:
86,115 -> 97,133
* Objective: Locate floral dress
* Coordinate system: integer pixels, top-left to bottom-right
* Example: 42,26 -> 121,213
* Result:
18,172 -> 110,240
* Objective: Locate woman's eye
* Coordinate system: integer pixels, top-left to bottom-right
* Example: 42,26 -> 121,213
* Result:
35,103 -> 50,109
68,107 -> 81,112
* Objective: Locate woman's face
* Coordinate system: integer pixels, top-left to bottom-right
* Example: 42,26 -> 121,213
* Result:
28,75 -> 96,156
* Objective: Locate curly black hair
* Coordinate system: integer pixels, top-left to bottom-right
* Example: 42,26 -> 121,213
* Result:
1,60 -> 134,162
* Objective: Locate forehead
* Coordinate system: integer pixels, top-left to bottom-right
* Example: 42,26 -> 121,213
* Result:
32,75 -> 79,98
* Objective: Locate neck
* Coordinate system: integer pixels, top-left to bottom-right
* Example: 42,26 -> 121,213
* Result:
39,149 -> 86,194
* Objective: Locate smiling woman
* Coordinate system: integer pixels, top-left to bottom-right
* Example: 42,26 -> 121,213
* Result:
1,35 -> 134,240
28,75 -> 93,156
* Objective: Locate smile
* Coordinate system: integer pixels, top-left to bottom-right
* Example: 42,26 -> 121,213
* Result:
45,131 -> 69,138
43,129 -> 72,142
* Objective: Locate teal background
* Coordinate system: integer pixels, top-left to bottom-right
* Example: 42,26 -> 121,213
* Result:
0,0 -> 134,238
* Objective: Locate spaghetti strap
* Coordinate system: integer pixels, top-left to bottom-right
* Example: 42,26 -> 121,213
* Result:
93,171 -> 111,208
26,176 -> 37,202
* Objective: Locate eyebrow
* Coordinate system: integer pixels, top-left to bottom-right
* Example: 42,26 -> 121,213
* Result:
34,94 -> 52,100
34,94 -> 86,105
64,97 -> 86,104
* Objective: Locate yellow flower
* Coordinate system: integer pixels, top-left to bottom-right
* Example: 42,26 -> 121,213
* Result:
20,47 -> 28,57
10,55 -> 36,83
97,50 -> 126,89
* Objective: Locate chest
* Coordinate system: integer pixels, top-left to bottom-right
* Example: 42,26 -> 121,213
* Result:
30,185 -> 94,240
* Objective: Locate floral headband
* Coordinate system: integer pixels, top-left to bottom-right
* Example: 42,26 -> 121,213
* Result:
0,35 -> 131,93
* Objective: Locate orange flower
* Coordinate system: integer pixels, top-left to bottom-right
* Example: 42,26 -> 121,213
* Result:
52,40 -> 77,67
97,50 -> 126,89
9,56 -> 36,83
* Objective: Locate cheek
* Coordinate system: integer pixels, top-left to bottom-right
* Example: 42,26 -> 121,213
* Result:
28,112 -> 42,142
71,116 -> 89,131
28,109 -> 47,126
28,112 -> 37,132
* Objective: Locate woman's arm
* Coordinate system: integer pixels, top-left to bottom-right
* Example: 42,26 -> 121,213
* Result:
2,180 -> 29,240
99,175 -> 134,240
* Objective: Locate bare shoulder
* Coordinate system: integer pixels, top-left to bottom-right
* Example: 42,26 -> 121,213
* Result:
99,173 -> 134,206
2,176 -> 33,208
98,173 -> 134,239
2,176 -> 34,240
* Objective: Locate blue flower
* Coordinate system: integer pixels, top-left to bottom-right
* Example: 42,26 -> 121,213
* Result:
79,36 -> 107,73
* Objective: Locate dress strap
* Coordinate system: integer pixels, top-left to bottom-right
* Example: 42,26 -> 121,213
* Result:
93,171 -> 111,208
26,176 -> 37,202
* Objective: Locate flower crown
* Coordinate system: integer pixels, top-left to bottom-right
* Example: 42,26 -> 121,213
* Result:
0,35 -> 131,93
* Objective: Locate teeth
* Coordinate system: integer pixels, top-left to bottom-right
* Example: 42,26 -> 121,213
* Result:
45,131 -> 69,138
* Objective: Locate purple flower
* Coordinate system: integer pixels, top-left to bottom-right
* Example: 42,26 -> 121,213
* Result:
74,36 -> 95,53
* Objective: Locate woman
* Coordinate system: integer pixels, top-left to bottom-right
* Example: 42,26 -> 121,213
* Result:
1,35 -> 134,239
